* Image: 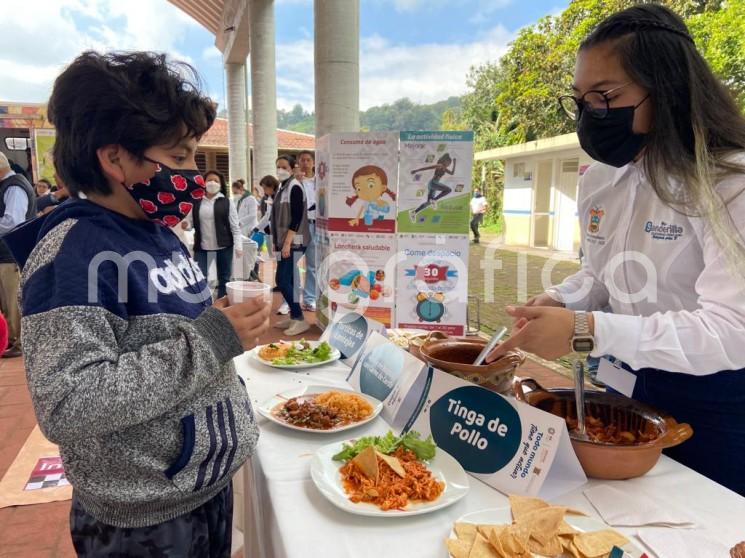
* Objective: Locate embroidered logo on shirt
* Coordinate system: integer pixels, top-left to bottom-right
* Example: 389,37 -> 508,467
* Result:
588,207 -> 605,234
644,221 -> 684,241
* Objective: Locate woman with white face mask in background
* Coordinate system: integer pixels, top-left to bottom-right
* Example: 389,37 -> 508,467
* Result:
182,169 -> 242,298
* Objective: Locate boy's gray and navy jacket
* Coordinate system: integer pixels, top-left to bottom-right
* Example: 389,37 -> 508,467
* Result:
14,199 -> 259,528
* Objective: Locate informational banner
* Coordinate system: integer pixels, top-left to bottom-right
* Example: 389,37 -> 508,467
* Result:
397,131 -> 474,234
33,128 -> 56,183
346,332 -> 427,427
316,132 -> 399,234
395,233 -> 469,336
320,311 -> 386,369
320,231 -> 397,327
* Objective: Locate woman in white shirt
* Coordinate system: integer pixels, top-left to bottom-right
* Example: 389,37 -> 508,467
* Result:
182,170 -> 242,298
490,5 -> 745,496
231,179 -> 258,236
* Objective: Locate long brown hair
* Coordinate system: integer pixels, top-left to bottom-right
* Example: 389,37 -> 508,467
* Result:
582,5 -> 745,273
346,165 -> 396,206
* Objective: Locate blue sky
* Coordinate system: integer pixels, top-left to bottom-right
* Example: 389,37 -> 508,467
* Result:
1,0 -> 567,113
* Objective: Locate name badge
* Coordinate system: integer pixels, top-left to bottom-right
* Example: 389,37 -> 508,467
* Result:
597,358 -> 637,397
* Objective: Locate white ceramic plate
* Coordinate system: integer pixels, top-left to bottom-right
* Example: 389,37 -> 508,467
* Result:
447,507 -> 645,557
311,440 -> 469,517
250,340 -> 341,369
256,385 -> 383,434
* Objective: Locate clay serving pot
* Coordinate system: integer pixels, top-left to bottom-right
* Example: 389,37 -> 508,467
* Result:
513,377 -> 694,480
416,332 -> 525,394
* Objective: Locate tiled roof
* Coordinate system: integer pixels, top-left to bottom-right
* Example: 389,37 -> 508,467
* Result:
199,118 -> 315,151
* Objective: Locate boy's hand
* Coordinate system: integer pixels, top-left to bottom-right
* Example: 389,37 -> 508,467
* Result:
213,296 -> 270,351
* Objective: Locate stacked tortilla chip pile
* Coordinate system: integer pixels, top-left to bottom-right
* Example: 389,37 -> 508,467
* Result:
446,495 -> 629,558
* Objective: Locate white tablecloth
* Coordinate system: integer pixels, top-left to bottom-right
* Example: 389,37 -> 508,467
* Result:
235,353 -> 745,558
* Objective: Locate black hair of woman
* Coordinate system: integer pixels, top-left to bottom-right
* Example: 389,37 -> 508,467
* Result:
276,155 -> 297,169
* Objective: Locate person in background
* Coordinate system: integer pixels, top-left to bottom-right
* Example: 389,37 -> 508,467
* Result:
232,179 -> 258,237
36,174 -> 70,216
7,158 -> 30,182
489,5 -> 745,496
10,51 -> 269,556
273,155 -> 310,336
182,170 -> 242,298
297,150 -> 317,312
35,178 -> 53,197
252,175 -> 278,282
0,152 -> 36,358
469,188 -> 487,244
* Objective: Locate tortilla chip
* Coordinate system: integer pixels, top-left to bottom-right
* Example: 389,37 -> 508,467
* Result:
446,538 -> 473,558
574,529 -> 630,557
487,526 -> 509,557
509,495 -> 549,520
375,449 -> 406,478
351,446 -> 378,482
562,538 -> 584,558
528,534 -> 564,556
564,507 -> 589,516
500,524 -> 530,556
517,506 -> 566,544
557,520 -> 579,536
468,533 -> 500,558
454,523 -> 479,547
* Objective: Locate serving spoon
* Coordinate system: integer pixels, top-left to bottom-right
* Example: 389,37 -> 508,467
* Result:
573,359 -> 589,440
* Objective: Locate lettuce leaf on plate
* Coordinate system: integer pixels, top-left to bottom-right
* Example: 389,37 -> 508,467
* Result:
332,430 -> 436,462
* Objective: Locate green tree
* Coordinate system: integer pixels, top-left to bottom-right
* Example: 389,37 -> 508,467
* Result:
457,0 -> 744,148
688,0 -> 745,106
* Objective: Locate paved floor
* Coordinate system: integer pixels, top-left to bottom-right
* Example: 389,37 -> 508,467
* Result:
0,292 -> 571,558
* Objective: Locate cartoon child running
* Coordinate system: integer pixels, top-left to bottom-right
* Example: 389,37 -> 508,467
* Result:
346,165 -> 396,227
409,153 -> 456,222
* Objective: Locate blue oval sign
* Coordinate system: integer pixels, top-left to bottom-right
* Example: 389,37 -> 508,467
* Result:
328,313 -> 368,360
429,386 -> 522,474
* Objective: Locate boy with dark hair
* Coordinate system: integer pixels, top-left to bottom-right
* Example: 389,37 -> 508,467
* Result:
8,51 -> 269,556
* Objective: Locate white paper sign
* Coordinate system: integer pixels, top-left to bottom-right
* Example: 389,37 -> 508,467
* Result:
395,233 -> 469,335
403,367 -> 586,498
597,357 -> 637,397
346,332 -> 426,426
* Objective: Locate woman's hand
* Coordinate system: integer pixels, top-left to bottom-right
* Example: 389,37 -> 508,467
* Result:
487,305 -> 582,362
213,296 -> 270,351
235,249 -> 244,259
281,242 -> 291,259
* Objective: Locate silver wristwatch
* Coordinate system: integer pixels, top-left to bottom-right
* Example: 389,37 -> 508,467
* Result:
572,311 -> 595,353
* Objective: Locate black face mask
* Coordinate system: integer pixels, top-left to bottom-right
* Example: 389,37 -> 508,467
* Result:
577,98 -> 648,168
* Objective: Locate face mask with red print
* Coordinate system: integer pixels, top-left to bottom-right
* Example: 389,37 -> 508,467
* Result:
126,157 -> 206,227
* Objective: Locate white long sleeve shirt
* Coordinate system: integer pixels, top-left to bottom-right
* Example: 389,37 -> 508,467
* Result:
0,171 -> 29,236
184,193 -> 242,251
302,176 -> 316,221
549,157 -> 745,376
235,194 -> 258,236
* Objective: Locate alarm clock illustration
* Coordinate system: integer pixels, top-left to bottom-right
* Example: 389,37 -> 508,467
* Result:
415,292 -> 445,323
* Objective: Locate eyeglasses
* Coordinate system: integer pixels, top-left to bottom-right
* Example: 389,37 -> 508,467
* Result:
559,82 -> 634,120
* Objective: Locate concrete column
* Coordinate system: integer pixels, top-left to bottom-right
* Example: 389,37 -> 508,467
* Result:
314,0 -> 360,137
249,0 -> 278,183
225,62 -> 250,185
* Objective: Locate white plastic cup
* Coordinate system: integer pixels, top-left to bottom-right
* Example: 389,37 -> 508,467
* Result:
226,281 -> 272,305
